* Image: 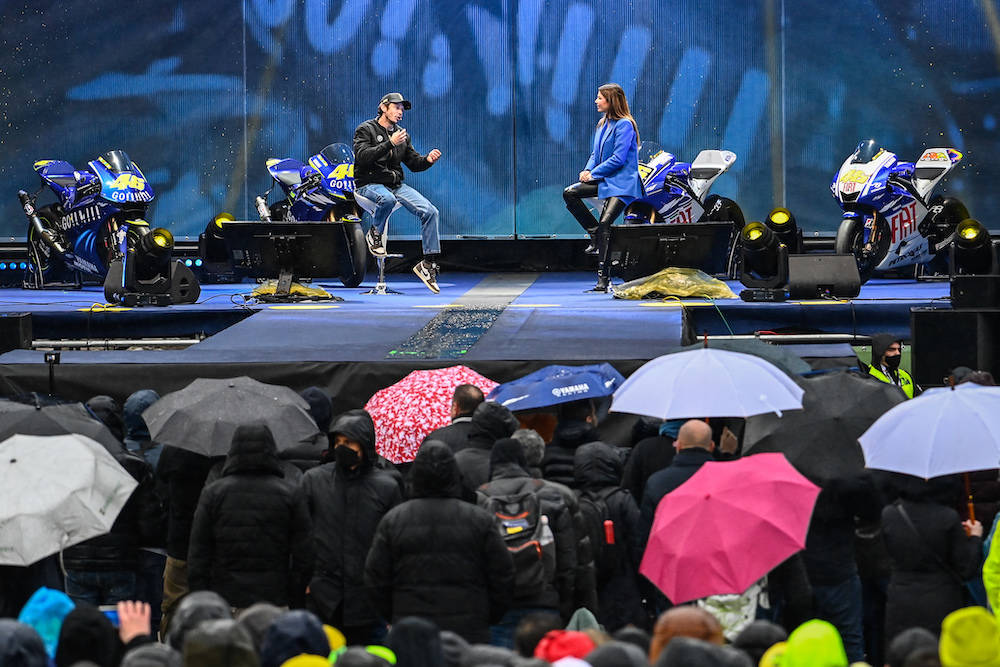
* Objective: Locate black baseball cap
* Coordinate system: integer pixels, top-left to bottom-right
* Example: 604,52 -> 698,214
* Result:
379,92 -> 411,110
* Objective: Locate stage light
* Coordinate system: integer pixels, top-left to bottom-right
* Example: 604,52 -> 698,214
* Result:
194,258 -> 203,267
19,262 -> 27,270
200,212 -> 234,265
765,207 -> 803,253
0,263 -> 6,270
950,218 -> 997,276
738,221 -> 789,300
103,223 -> 200,306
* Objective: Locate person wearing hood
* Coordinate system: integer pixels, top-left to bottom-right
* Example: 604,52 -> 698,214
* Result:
258,609 -> 330,667
477,438 -> 578,646
573,441 -> 645,632
867,334 -> 918,398
54,604 -> 122,667
0,619 -> 50,667
164,591 -> 233,651
188,422 -> 314,611
86,395 -> 126,444
621,418 -> 682,502
454,401 -> 520,498
299,409 -> 402,645
365,440 -> 514,643
180,619 -> 259,667
541,399 -> 602,488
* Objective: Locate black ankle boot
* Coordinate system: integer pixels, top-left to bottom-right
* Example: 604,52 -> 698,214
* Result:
583,228 -> 599,255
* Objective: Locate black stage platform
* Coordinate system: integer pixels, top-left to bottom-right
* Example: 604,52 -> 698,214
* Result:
0,272 -> 951,411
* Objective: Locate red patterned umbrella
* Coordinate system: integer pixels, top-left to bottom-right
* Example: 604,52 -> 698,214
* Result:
364,366 -> 499,463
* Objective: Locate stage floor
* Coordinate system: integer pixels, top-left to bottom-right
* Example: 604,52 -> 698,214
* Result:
0,271 -> 951,406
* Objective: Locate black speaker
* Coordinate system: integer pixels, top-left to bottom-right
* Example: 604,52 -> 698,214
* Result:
0,312 -> 32,353
951,275 -> 1000,309
912,307 -> 1000,387
786,254 -> 861,299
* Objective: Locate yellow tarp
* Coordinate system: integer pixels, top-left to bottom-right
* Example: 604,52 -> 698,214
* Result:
251,280 -> 333,299
612,267 -> 737,300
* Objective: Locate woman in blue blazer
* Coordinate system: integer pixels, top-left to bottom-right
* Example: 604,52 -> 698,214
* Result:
563,83 -> 643,291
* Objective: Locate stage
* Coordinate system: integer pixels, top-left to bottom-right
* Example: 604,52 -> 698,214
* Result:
0,271 -> 951,410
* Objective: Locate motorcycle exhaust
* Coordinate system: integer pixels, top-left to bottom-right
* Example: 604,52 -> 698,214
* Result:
18,190 -> 66,254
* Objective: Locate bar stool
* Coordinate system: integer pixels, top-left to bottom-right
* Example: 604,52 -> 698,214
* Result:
354,191 -> 404,295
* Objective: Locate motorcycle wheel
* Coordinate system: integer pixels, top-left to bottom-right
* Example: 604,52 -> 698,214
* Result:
834,216 -> 889,284
269,201 -> 290,221
701,195 -> 747,228
339,220 -> 367,287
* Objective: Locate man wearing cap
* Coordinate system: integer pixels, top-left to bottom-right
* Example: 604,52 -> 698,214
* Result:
354,92 -> 444,293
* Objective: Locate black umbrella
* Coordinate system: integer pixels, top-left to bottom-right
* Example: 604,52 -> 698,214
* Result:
0,403 -> 126,455
142,376 -> 321,457
675,339 -> 812,376
743,371 -> 906,483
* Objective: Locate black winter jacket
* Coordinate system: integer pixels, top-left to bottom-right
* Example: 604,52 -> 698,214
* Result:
802,474 -> 881,586
639,447 -> 715,548
188,424 -> 314,608
574,442 -> 645,631
301,410 -> 403,625
882,498 -> 982,640
365,441 -> 514,643
455,402 -> 519,498
621,434 -> 676,501
422,417 -> 476,454
157,446 -> 221,560
478,462 -> 577,617
63,447 -> 161,572
353,117 -> 432,188
542,420 -> 601,487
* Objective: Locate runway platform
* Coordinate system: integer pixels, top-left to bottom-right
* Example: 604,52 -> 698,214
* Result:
0,271 -> 951,408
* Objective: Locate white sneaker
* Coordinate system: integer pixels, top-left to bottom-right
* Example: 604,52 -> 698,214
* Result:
366,227 -> 387,257
413,260 -> 440,294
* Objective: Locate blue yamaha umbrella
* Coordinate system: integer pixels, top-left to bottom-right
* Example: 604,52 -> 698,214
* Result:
487,364 -> 626,411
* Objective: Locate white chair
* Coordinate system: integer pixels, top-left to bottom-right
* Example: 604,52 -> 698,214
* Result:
354,191 -> 404,295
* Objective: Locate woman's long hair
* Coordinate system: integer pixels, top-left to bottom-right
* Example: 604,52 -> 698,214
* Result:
597,82 -> 640,146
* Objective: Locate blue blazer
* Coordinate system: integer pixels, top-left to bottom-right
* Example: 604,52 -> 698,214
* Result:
584,118 -> 642,203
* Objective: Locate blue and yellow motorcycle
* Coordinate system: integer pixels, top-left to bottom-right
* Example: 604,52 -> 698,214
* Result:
254,142 -> 367,287
18,150 -> 199,304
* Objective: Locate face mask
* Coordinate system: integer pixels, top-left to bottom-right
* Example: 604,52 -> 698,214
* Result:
334,445 -> 361,469
885,355 -> 901,371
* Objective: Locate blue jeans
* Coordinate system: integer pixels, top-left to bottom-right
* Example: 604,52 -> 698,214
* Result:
65,569 -> 137,607
356,183 -> 440,256
135,551 -> 167,634
813,575 -> 865,663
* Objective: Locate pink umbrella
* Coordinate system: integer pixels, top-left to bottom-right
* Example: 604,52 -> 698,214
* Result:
364,366 -> 499,463
640,453 -> 820,604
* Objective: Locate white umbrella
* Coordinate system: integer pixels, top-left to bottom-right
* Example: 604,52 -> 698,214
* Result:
610,348 -> 804,419
0,434 -> 138,566
859,383 -> 1000,479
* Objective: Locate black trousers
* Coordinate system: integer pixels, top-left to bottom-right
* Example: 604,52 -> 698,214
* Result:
562,181 -> 627,234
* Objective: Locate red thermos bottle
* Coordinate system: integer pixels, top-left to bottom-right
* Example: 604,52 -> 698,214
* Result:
603,519 -> 615,545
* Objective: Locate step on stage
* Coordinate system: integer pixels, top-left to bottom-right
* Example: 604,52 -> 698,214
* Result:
0,272 -> 950,409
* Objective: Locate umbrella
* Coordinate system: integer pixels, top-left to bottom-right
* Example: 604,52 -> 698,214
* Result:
610,348 -> 804,420
142,376 -> 321,457
859,383 -> 1000,479
640,453 -> 820,604
0,434 -> 138,566
0,402 -> 126,455
364,365 -> 498,464
673,339 -> 812,376
486,363 -> 626,411
743,371 -> 906,483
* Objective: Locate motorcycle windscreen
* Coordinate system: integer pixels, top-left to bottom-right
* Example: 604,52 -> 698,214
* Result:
102,150 -> 136,174
320,143 -> 353,166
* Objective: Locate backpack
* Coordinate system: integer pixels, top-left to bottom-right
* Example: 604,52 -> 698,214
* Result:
577,487 -> 621,585
479,480 -> 555,599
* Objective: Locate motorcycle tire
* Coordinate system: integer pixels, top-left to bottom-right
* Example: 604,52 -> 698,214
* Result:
834,216 -> 889,284
269,201 -> 290,221
339,220 -> 367,288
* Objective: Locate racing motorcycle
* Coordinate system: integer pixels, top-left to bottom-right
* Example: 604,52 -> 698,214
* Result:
622,143 -> 746,226
18,150 -> 199,305
832,139 -> 970,282
254,142 -> 367,287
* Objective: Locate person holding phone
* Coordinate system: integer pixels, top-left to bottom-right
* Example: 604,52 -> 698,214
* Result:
562,83 -> 643,292
354,92 -> 444,293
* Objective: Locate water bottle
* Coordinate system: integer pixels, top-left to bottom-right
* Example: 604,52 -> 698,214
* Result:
540,515 -> 554,547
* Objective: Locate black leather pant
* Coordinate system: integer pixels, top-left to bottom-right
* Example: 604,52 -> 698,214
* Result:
562,181 -> 627,234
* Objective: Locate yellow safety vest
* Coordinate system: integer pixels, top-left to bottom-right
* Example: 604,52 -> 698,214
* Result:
869,365 -> 914,399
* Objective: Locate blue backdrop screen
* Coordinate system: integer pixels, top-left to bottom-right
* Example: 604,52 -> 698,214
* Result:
1,0 -> 997,240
